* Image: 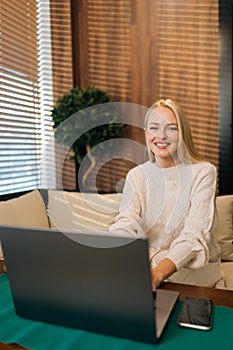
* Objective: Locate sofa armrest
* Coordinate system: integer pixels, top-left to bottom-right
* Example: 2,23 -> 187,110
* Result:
215,195 -> 233,261
221,262 -> 233,290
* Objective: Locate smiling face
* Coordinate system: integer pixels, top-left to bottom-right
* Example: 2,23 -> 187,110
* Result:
145,105 -> 179,168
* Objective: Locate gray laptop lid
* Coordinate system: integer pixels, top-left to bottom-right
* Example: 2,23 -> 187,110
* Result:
0,225 -> 179,344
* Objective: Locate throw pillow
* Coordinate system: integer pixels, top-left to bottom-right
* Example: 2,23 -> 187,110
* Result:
48,190 -> 122,233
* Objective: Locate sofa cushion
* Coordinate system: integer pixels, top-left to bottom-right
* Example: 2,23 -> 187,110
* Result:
48,190 -> 122,233
0,190 -> 50,259
215,195 -> 233,261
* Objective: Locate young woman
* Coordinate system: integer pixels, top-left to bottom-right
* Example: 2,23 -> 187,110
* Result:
110,98 -> 224,290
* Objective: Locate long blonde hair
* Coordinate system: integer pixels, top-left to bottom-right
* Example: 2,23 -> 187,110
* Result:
145,98 -> 204,164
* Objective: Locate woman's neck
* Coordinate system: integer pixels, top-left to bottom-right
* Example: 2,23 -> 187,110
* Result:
155,156 -> 179,168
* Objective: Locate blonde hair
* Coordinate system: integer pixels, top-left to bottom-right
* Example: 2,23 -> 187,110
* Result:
145,98 -> 204,164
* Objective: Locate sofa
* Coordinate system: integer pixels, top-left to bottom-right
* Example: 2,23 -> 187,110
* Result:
0,189 -> 232,290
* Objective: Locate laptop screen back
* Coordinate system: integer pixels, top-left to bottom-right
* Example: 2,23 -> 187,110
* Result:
0,226 -> 158,343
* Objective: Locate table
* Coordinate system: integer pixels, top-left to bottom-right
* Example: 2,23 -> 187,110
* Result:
1,260 -> 233,350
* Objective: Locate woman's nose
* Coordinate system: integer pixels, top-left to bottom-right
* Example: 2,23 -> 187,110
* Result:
156,128 -> 167,139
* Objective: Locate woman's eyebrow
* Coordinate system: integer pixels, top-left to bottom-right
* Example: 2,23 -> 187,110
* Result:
168,123 -> 178,126
148,122 -> 178,126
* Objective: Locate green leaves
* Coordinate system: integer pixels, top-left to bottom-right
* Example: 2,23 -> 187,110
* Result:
51,86 -> 125,165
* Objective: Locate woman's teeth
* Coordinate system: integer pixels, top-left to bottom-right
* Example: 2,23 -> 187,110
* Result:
156,142 -> 168,147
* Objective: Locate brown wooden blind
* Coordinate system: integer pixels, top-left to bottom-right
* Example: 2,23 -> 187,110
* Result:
70,0 -> 220,192
50,0 -> 73,102
0,0 -> 43,194
49,0 -> 75,190
80,0 -> 132,102
0,1 -> 38,80
154,0 -> 219,168
0,0 -> 57,194
75,0 -> 141,192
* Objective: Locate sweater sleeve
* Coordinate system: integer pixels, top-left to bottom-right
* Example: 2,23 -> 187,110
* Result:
165,163 -> 218,270
109,169 -> 144,237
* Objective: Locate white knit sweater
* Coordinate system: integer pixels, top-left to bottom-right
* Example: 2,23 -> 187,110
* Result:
110,161 -> 221,271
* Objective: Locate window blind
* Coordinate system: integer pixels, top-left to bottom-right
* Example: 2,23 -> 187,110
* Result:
76,0 -> 137,192
154,0 -> 219,167
49,0 -> 75,190
0,0 -> 55,195
86,0 -> 132,102
73,0 -> 219,193
49,0 -> 73,102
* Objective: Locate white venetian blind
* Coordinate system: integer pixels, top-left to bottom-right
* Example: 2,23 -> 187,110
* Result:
0,0 -> 55,195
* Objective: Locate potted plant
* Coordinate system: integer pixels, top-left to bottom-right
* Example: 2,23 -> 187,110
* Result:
51,86 -> 125,190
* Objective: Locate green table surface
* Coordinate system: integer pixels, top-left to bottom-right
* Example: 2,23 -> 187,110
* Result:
0,274 -> 233,350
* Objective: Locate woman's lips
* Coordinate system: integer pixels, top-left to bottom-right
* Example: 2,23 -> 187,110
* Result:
155,142 -> 170,149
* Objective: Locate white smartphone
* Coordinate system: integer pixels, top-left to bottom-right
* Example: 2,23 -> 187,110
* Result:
177,297 -> 213,330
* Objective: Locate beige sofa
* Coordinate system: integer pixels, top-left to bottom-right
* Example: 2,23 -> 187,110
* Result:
0,189 -> 232,290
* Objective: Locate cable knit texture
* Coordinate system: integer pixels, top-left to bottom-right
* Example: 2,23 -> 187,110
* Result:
110,161 -> 221,277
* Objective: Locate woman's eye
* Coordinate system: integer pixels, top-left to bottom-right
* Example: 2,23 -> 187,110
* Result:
167,126 -> 178,131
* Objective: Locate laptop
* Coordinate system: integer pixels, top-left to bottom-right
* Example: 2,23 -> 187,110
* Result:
0,225 -> 179,344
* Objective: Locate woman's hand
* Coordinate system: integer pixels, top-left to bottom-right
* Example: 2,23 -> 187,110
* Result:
151,258 -> 177,291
